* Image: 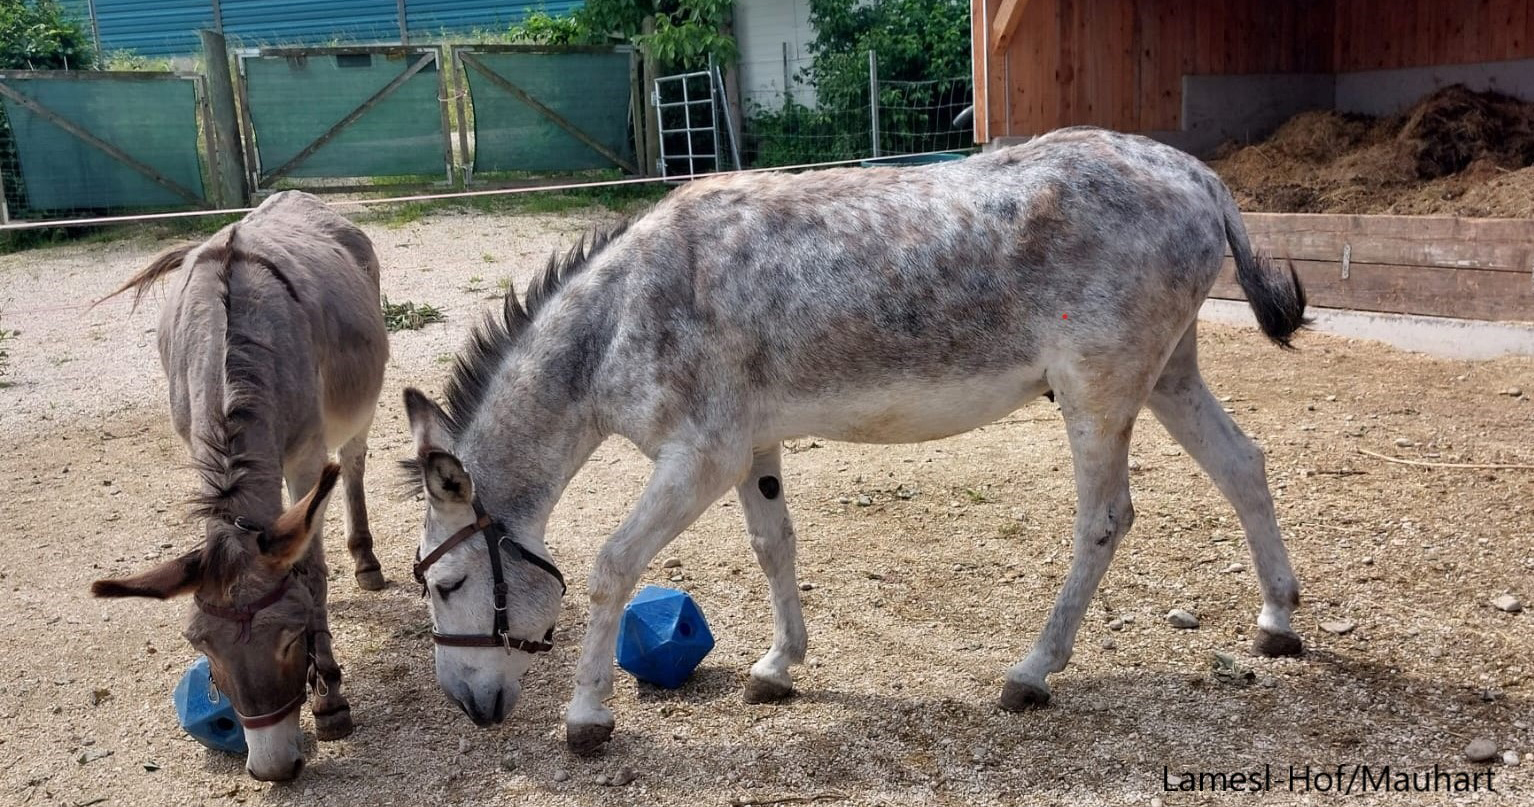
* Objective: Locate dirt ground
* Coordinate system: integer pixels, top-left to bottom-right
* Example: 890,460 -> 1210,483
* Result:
0,206 -> 1531,807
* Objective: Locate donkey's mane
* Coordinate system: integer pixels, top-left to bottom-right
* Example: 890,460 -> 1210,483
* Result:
438,220 -> 630,437
182,226 -> 291,588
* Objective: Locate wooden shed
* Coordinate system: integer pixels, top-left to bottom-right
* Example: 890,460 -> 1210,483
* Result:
972,1 -> 1534,153
970,1 -> 1534,333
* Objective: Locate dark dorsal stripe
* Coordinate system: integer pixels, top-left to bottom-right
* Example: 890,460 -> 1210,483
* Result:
237,251 -> 301,304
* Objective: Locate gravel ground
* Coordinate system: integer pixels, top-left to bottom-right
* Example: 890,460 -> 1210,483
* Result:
1,206 -> 1531,807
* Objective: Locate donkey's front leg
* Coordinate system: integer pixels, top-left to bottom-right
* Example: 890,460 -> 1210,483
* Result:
566,444 -> 749,755
338,426 -> 386,591
287,457 -> 354,740
737,445 -> 807,703
1001,393 -> 1138,711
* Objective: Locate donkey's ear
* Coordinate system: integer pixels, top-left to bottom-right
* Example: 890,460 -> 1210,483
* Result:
263,464 -> 341,568
403,387 -> 453,454
91,548 -> 204,599
422,451 -> 474,505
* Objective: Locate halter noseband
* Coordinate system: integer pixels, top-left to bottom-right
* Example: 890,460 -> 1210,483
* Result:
194,573 -> 316,730
412,500 -> 566,655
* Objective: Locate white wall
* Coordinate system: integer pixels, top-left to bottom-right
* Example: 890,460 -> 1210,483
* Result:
733,0 -> 817,109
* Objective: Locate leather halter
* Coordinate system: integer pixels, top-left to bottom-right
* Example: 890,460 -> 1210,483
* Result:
194,574 -> 315,729
412,500 -> 566,654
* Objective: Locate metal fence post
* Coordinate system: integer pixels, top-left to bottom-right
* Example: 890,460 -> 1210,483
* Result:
868,50 -> 880,158
398,0 -> 409,44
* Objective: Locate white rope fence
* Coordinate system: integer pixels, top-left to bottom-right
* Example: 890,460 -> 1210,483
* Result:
0,148 -> 973,232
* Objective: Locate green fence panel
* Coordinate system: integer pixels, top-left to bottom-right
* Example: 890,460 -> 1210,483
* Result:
464,50 -> 633,174
242,49 -> 447,181
0,74 -> 206,213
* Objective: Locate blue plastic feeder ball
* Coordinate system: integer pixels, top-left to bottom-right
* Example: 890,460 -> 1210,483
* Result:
172,656 -> 246,754
616,585 -> 715,689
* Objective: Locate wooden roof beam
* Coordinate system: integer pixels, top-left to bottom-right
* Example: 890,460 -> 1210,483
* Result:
990,0 -> 1031,53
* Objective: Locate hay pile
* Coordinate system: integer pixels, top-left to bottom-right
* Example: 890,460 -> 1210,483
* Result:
1209,85 -> 1534,217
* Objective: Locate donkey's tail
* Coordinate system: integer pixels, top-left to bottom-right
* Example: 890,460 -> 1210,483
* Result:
92,241 -> 198,312
1222,205 -> 1310,349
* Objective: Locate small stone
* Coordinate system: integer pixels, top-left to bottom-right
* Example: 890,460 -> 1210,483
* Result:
499,755 -> 517,772
669,574 -> 684,583
76,749 -> 112,765
552,769 -> 570,782
595,774 -> 609,786
1321,619 -> 1356,635
1127,458 -> 1142,472
1151,797 -> 1164,807
864,571 -> 884,580
90,688 -> 111,706
1492,594 -> 1522,613
855,494 -> 873,507
609,766 -> 636,786
1500,387 -> 1523,398
1121,614 -> 1135,624
458,738 -> 470,754
662,557 -> 682,569
799,582 -> 815,591
1361,556 -> 1373,565
1464,738 -> 1498,763
1108,618 -> 1125,632
1394,437 -> 1414,448
1166,609 -> 1199,629
1503,750 -> 1521,766
1223,563 -> 1245,574
1100,639 -> 1116,650
836,496 -> 851,505
142,762 -> 160,772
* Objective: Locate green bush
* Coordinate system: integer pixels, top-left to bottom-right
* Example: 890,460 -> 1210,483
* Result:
745,0 -> 970,165
0,0 -> 94,70
505,0 -> 735,72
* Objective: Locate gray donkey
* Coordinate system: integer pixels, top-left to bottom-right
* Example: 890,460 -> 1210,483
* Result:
401,127 -> 1309,754
92,191 -> 389,780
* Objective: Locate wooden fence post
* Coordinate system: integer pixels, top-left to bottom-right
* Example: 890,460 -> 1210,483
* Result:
640,16 -> 660,177
199,29 -> 248,206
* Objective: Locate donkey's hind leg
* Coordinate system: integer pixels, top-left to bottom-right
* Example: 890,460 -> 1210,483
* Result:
1148,324 -> 1302,657
737,445 -> 808,703
1001,366 -> 1143,711
338,424 -> 385,591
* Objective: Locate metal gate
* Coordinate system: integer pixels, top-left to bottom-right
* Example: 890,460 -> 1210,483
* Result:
453,45 -> 636,184
652,65 -> 739,178
0,70 -> 210,219
236,45 -> 453,192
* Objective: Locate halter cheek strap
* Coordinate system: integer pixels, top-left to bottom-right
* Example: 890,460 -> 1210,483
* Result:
412,501 -> 565,654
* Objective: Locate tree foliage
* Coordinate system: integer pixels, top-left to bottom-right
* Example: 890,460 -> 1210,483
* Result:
747,0 -> 971,165
0,0 -> 94,70
804,0 -> 969,114
507,0 -> 735,70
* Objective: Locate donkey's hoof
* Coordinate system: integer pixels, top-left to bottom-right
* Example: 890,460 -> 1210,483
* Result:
566,722 -> 614,756
999,679 -> 1051,711
743,675 -> 794,704
1253,629 -> 1304,658
313,706 -> 354,741
354,569 -> 387,591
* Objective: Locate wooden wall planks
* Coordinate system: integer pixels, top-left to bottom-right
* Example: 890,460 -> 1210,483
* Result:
979,0 -> 1534,139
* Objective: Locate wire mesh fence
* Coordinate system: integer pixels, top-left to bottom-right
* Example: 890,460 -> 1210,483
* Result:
736,50 -> 971,169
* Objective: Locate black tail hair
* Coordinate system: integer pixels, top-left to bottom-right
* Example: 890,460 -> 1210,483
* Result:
1224,211 -> 1311,348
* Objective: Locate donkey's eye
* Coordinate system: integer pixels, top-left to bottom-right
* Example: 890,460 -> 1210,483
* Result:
435,577 -> 466,600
